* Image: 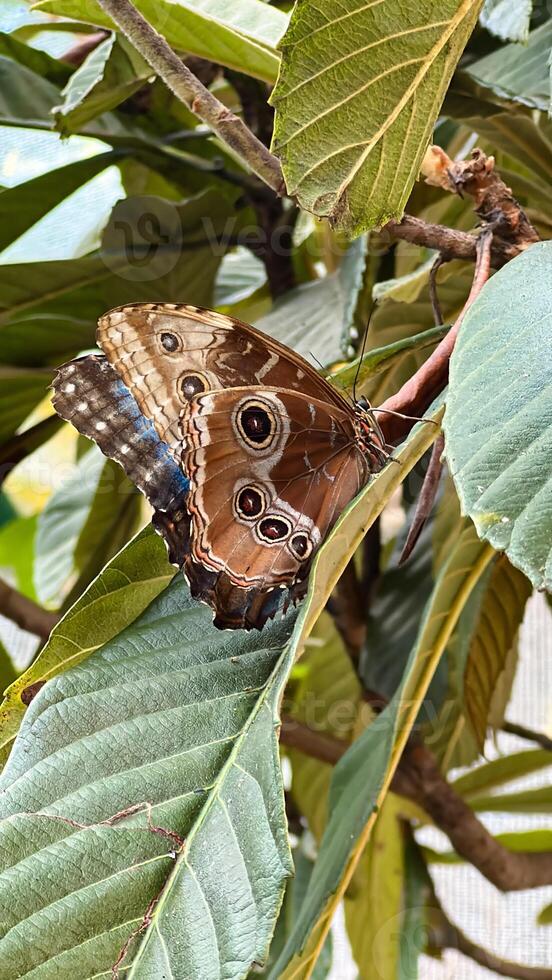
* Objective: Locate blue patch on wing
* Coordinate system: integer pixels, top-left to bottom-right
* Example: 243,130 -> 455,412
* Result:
52,354 -> 189,513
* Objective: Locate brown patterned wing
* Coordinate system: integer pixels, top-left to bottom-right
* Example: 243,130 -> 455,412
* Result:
96,303 -> 349,452
179,386 -> 370,592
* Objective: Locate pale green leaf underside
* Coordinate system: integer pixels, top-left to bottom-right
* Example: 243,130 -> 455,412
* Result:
271,0 -> 483,235
444,241 -> 552,592
0,580 -> 297,979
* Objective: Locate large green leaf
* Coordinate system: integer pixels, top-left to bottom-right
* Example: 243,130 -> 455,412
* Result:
465,20 -> 552,113
36,0 -> 287,82
0,151 -> 120,254
272,517 -> 494,977
270,0 -> 483,234
53,33 -> 153,134
480,0 -> 533,42
444,242 -> 552,592
0,526 -> 174,761
0,577 -> 297,978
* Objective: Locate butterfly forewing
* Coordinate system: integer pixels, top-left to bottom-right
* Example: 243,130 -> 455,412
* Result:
97,303 -> 350,452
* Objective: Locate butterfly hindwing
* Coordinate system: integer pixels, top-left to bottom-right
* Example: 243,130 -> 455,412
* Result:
52,354 -> 189,514
180,385 -> 368,588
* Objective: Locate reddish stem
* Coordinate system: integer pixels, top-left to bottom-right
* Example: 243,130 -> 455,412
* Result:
377,229 -> 494,444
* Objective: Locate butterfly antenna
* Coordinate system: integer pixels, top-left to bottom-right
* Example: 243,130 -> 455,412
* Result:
352,302 -> 376,404
309,352 -> 328,374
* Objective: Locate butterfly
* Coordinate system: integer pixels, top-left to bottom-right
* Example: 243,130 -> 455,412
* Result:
52,303 -> 389,630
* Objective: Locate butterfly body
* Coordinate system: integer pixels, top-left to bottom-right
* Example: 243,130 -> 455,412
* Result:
53,304 -> 386,630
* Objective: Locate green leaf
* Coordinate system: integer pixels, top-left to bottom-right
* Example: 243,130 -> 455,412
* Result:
256,264 -> 356,367
470,786 -> 552,813
0,639 -> 17,691
331,324 -> 449,393
444,241 -> 552,592
100,188 -> 235,305
0,577 -> 297,978
425,828 -> 552,863
0,526 -> 174,761
466,20 -> 552,113
272,489 -> 494,978
34,449 -> 142,609
53,34 -> 153,134
0,55 -> 159,144
451,749 -> 552,798
215,248 -> 267,307
0,29 -> 72,84
0,188 -> 233,365
0,514 -> 38,600
0,367 -> 51,443
0,151 -> 119,254
270,0 -> 483,234
463,556 -> 532,747
0,254 -> 110,322
36,0 -> 287,82
344,794 -> 406,980
537,903 -> 552,925
34,448 -> 106,606
288,618 -> 408,979
480,0 -> 533,42
446,77 -> 552,184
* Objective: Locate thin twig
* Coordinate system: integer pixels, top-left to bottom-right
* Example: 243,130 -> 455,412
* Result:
399,434 -> 445,564
280,717 -> 552,891
0,578 -> 59,640
428,254 -> 445,326
502,720 -> 552,752
377,228 -> 494,444
96,0 -> 285,194
327,558 -> 366,663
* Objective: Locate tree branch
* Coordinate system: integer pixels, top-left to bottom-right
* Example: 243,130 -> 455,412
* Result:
399,434 -> 444,564
96,0 -> 285,194
0,578 -> 58,640
427,875 -> 552,980
377,227 -> 494,444
502,720 -> 552,753
280,717 -> 552,891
